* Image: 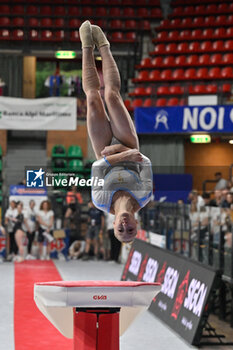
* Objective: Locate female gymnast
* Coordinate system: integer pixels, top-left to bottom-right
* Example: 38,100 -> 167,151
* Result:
79,21 -> 153,243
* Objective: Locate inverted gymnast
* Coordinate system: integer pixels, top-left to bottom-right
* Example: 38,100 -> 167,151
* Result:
79,21 -> 153,243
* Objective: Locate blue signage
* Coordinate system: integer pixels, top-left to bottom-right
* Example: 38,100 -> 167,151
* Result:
135,106 -> 233,134
10,185 -> 47,196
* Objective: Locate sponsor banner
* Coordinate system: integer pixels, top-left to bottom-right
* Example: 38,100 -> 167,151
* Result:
9,185 -> 47,211
0,234 -> 6,258
121,239 -> 217,345
0,97 -> 77,130
50,234 -> 69,259
135,106 -> 233,134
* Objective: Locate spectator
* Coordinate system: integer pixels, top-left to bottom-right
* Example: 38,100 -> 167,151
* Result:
188,190 -> 204,211
37,200 -> 54,260
4,200 -> 17,260
64,185 -> 83,228
25,200 -> 37,260
214,172 -> 228,190
202,192 -> 211,206
14,202 -> 30,262
221,192 -> 233,209
69,240 -> 85,259
209,190 -> 222,207
105,212 -> 122,263
82,201 -> 105,261
189,202 -> 199,239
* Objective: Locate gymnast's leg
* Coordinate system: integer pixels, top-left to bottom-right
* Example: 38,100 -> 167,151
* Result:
79,21 -> 113,159
92,25 -> 139,150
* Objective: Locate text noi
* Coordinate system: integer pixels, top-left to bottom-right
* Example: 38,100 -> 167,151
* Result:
182,107 -> 233,131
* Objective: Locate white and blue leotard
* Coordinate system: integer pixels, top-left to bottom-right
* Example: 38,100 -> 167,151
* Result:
91,154 -> 153,213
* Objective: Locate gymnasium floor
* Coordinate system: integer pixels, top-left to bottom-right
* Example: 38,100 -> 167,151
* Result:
0,260 -> 231,350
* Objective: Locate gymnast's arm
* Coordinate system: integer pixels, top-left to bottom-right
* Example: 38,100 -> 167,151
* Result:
101,144 -> 130,156
105,149 -> 143,166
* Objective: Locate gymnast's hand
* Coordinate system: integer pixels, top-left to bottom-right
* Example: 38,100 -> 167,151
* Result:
123,149 -> 143,162
101,144 -> 130,156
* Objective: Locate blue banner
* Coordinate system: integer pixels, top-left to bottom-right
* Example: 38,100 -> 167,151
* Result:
135,106 -> 233,134
10,185 -> 47,196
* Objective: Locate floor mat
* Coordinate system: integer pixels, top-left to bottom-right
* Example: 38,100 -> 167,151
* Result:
14,260 -> 72,350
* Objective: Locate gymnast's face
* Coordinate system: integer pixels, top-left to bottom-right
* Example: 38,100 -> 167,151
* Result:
113,213 -> 138,243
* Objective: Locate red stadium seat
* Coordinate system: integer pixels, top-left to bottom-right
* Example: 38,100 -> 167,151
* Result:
69,19 -> 81,28
195,5 -> 205,14
212,40 -> 224,51
181,18 -> 192,27
54,30 -> 64,41
109,7 -> 121,16
40,6 -> 52,15
218,3 -> 228,12
0,5 -> 10,14
167,97 -> 179,106
126,32 -> 136,42
70,30 -> 80,42
130,87 -> 147,96
157,31 -> 168,41
12,18 -> 25,28
95,0 -> 106,4
160,69 -> 172,80
222,53 -> 233,64
157,86 -> 169,95
200,41 -> 212,52
193,17 -> 204,27
229,3 -> 233,12
166,43 -> 177,53
154,43 -> 166,54
163,56 -> 175,67
151,8 -> 162,18
169,85 -> 184,95
175,55 -> 186,66
123,7 -> 135,17
82,7 -> 93,17
145,86 -> 153,95
189,41 -> 200,53
124,99 -> 132,110
202,28 -> 213,40
95,19 -> 107,29
139,57 -> 152,68
110,20 -> 123,29
151,57 -> 163,67
206,4 -> 218,14
180,30 -> 191,41
12,29 -> 24,40
124,0 -> 134,5
68,7 -> 80,16
170,18 -> 181,28
227,15 -> 233,25
156,98 -> 167,107
221,83 -> 231,93
54,6 -> 65,15
0,29 -> 10,40
214,28 -> 226,39
41,18 -> 53,27
140,20 -> 150,30
111,32 -> 123,41
125,20 -> 137,30
134,71 -> 149,82
184,68 -> 196,80
216,15 -> 227,26
27,6 -> 38,15
206,84 -> 218,94
210,54 -> 222,65
172,69 -> 184,80
226,27 -> 233,38
199,54 -> 210,65
159,19 -> 170,28
179,98 -> 186,106
137,8 -> 149,17
12,5 -> 24,15
29,29 -> 39,40
0,17 -> 10,26
41,30 -> 53,41
192,84 -> 206,94
132,99 -> 143,108
173,7 -> 183,16
186,55 -> 198,66
149,70 -> 161,81
208,67 -> 221,79
177,42 -> 188,53
184,6 -> 195,15
221,67 -> 233,79
143,98 -> 153,107
55,18 -> 65,27
196,68 -> 208,79
204,16 -> 215,26
168,31 -> 179,41
95,7 -> 107,16
224,40 -> 233,51
191,29 -> 202,40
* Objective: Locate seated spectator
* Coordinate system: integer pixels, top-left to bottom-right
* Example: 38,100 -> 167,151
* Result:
69,240 -> 85,259
189,202 -> 199,239
37,200 -> 54,260
25,200 -> 37,260
14,202 -> 30,263
188,190 -> 204,211
209,190 -> 222,207
202,192 -> 211,206
82,201 -> 105,261
221,192 -> 233,209
4,200 -> 17,260
214,172 -> 228,190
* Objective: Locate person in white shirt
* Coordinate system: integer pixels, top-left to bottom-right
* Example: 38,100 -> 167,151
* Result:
79,21 -> 153,244
37,200 -> 54,260
4,200 -> 17,259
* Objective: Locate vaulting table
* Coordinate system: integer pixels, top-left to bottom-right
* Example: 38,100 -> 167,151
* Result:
34,280 -> 161,350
